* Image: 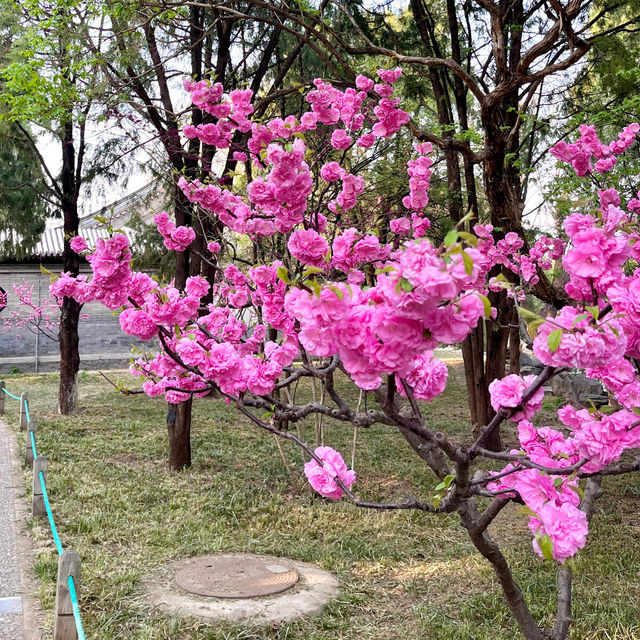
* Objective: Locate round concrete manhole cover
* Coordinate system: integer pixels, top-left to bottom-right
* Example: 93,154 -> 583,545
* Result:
174,554 -> 299,598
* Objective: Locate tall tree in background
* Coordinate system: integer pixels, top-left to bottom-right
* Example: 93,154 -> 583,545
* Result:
0,122 -> 48,256
0,4 -> 48,257
75,1 -> 313,468
0,0 -> 129,413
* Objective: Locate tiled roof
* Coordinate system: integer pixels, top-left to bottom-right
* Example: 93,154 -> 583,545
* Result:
32,226 -> 111,258
8,182 -> 164,260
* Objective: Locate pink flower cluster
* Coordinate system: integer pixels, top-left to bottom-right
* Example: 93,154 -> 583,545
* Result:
177,72 -> 413,238
550,123 -> 639,175
154,212 -> 196,251
285,237 -> 486,390
489,420 -> 585,563
246,138 -> 313,233
182,79 -> 254,138
288,229 -> 329,268
304,446 -> 356,500
557,405 -> 640,473
533,306 -> 626,369
488,374 -> 544,421
400,142 -> 434,238
51,233 -> 134,309
561,211 -> 630,302
329,228 -> 389,273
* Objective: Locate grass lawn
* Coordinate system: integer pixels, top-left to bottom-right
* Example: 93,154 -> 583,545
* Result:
2,364 -> 640,639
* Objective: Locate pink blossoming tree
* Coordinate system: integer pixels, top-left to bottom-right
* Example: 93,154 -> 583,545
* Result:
51,71 -> 640,640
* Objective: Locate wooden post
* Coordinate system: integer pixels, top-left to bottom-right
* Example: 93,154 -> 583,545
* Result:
0,381 -> 5,415
54,550 -> 81,640
20,391 -> 29,431
25,418 -> 38,466
32,456 -> 47,517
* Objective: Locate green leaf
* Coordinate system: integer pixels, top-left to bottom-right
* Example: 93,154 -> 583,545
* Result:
477,294 -> 492,318
327,285 -> 344,300
40,264 -> 53,275
572,313 -> 590,326
517,505 -> 537,518
538,534 -> 554,562
457,231 -> 478,247
458,211 -> 475,226
434,475 -> 454,492
528,318 -> 546,333
569,484 -> 585,500
400,278 -> 414,293
302,266 -> 324,278
462,251 -> 474,276
553,477 -> 563,489
444,229 -> 458,248
585,305 -> 599,320
547,329 -> 563,352
309,278 -> 321,296
374,265 -> 396,275
518,307 -> 541,320
276,266 -> 291,285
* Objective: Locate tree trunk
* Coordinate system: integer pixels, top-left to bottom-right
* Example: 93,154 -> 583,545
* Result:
58,296 -> 80,414
167,399 -> 192,471
58,119 -> 81,415
164,185 -> 195,469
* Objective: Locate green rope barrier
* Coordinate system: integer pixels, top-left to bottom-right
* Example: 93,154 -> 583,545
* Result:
5,382 -> 88,638
67,575 -> 87,640
38,470 -> 64,556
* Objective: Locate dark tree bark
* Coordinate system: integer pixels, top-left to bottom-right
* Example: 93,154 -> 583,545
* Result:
84,5 -> 301,468
58,118 -> 81,414
167,398 -> 193,471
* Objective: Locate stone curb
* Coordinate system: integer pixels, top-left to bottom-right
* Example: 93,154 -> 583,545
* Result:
0,418 -> 45,640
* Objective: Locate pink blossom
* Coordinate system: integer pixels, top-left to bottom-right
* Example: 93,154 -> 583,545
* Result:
355,75 -> 374,92
207,241 -> 221,255
185,275 -> 209,299
488,374 -> 544,421
320,161 -> 346,182
168,226 -> 196,251
119,308 -> 158,341
70,236 -> 88,253
377,67 -> 402,84
304,446 -> 356,500
530,502 -> 588,563
356,132 -> 376,148
390,217 -> 411,234
288,229 -> 329,267
330,129 -> 352,150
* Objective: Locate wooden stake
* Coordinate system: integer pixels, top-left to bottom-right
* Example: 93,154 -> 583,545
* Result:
20,391 -> 29,431
54,550 -> 81,640
0,381 -> 5,415
26,418 -> 38,466
32,456 -> 47,517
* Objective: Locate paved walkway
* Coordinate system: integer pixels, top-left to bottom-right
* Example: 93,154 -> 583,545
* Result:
0,418 -> 42,640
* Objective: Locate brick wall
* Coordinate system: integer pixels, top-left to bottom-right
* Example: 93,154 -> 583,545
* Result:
0,265 -> 150,373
